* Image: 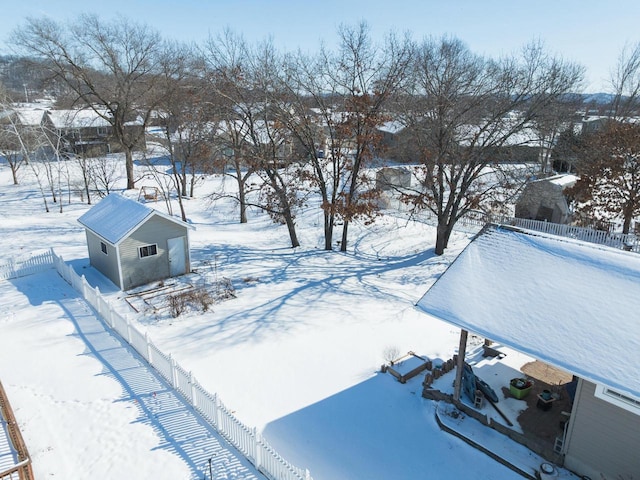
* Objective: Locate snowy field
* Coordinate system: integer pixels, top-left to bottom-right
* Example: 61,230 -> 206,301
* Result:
0,152 -> 535,479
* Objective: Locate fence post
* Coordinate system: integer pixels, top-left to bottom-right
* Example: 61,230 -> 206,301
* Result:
94,286 -> 102,315
253,427 -> 262,470
214,393 -> 222,428
170,355 -> 178,388
81,275 -> 88,298
145,333 -> 153,364
106,303 -> 115,328
190,372 -> 197,408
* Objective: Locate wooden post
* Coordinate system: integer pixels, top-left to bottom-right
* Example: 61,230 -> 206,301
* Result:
453,329 -> 468,402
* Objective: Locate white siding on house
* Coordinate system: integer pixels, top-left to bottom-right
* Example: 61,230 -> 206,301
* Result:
564,379 -> 640,479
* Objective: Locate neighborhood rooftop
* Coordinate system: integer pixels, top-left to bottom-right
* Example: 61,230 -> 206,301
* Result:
416,224 -> 640,400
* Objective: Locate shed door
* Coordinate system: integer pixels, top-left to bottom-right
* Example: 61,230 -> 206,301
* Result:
167,236 -> 187,276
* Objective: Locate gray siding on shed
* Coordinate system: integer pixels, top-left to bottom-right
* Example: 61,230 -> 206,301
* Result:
118,214 -> 189,290
564,379 -> 640,479
85,230 -> 121,288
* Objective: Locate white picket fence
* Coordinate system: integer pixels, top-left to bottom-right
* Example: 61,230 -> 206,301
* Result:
494,216 -> 640,252
387,198 -> 640,252
0,250 -> 55,281
0,250 -> 312,480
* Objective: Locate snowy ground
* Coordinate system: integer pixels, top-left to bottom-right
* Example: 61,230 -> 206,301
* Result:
0,152 -> 560,479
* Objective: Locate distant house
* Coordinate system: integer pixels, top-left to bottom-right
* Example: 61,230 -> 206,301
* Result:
78,193 -> 193,290
47,109 -> 145,157
417,225 -> 640,480
515,174 -> 578,224
1,106 -> 145,157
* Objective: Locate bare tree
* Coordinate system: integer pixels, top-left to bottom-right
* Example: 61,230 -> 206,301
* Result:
279,24 -> 412,251
201,30 -> 257,225
327,23 -> 412,252
12,14 -> 166,189
203,31 -> 302,247
89,155 -> 122,197
0,86 -> 27,185
21,125 -> 59,212
153,42 -> 212,221
396,38 -> 583,254
610,42 -> 640,119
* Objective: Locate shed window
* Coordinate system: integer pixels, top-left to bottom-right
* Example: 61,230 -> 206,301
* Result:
100,241 -> 108,255
139,244 -> 158,258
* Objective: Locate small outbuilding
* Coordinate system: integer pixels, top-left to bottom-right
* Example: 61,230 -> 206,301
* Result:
78,193 -> 193,290
375,167 -> 411,191
515,174 -> 578,224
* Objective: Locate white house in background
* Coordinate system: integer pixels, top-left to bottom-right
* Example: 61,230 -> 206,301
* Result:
78,193 -> 193,290
416,225 -> 640,480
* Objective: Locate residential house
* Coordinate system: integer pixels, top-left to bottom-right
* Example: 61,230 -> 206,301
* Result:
416,225 -> 640,480
78,193 -> 193,290
1,105 -> 146,157
48,109 -> 145,157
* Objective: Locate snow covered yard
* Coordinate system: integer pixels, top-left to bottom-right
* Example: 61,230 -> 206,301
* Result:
0,155 -> 538,479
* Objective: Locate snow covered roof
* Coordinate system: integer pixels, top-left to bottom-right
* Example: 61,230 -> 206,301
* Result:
547,174 -> 579,187
16,109 -> 46,126
526,173 -> 579,189
78,193 -> 192,245
48,109 -> 111,129
378,120 -> 405,134
416,225 -> 640,399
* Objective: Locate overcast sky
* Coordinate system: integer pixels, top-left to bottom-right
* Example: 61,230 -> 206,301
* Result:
2,0 -> 639,93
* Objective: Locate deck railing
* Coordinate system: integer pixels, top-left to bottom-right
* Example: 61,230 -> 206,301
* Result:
0,381 -> 34,480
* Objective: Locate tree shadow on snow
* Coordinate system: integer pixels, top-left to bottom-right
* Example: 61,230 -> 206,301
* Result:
180,243 -> 444,347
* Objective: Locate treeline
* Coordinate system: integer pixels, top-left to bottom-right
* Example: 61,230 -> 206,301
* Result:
3,15 -> 639,252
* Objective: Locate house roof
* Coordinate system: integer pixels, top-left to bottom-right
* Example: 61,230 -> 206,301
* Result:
48,109 -> 111,129
527,173 -> 579,189
16,109 -> 46,126
416,225 -> 640,399
78,193 -> 192,245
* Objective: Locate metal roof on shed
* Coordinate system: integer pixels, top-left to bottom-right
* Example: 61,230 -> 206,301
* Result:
77,193 -> 155,245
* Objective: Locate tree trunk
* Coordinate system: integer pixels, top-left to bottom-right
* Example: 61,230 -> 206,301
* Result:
236,176 -> 248,224
435,220 -> 453,256
324,211 -> 334,251
623,202 -> 634,234
340,220 -> 349,252
181,173 -> 188,197
124,147 -> 135,190
283,206 -> 300,248
10,165 -> 18,185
